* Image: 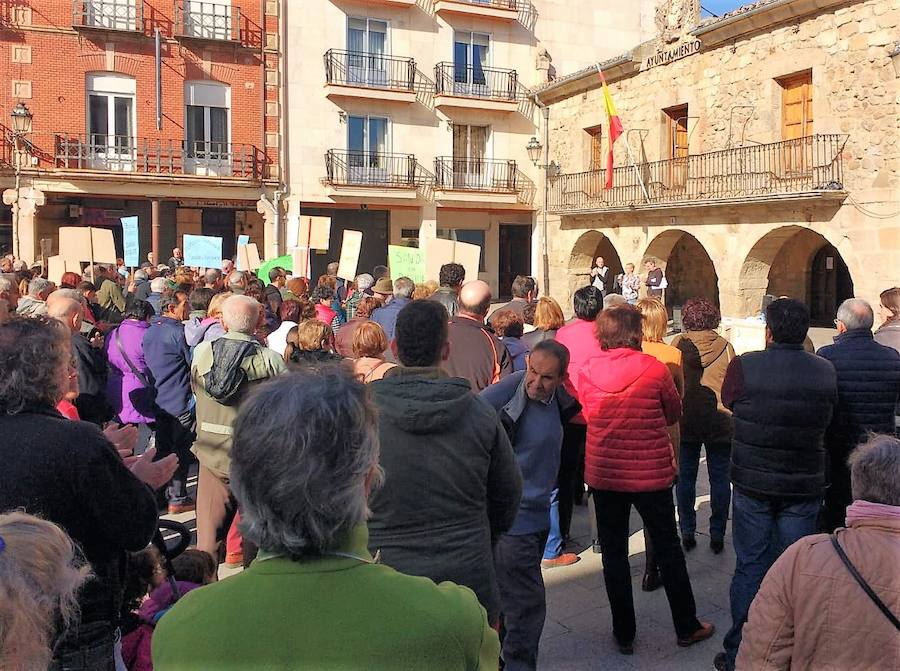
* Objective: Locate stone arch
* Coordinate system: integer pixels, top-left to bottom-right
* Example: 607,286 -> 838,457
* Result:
739,226 -> 854,325
642,230 -> 719,311
568,229 -> 624,298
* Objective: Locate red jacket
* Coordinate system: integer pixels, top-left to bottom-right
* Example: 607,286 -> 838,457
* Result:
315,303 -> 337,326
578,348 -> 682,492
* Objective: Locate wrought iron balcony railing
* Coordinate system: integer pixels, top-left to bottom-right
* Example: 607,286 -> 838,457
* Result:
548,134 -> 847,213
175,0 -> 240,42
53,134 -> 261,179
443,0 -> 518,8
73,0 -> 143,32
434,62 -> 518,102
325,150 -> 428,189
324,50 -> 416,92
434,157 -> 519,192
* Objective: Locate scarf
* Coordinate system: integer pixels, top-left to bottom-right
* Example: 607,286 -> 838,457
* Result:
845,500 -> 900,525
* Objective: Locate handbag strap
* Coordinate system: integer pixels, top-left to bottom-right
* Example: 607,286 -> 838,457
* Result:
115,329 -> 151,388
830,534 -> 900,631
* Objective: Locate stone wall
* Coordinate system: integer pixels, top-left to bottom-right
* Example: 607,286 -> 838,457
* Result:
542,0 -> 900,319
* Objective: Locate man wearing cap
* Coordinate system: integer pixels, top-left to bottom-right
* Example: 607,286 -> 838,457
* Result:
371,276 -> 393,303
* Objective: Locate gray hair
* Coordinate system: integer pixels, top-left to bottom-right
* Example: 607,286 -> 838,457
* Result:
836,298 -> 874,331
849,434 -> 900,506
28,278 -> 51,299
204,268 -> 221,284
221,294 -> 259,334
355,273 -> 374,292
52,288 -> 82,303
603,293 -> 626,309
394,276 -> 415,299
0,275 -> 16,294
231,369 -> 382,556
0,316 -> 69,414
134,270 -> 148,281
150,277 -> 167,293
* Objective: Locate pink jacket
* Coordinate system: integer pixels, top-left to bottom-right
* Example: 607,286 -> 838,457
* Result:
121,581 -> 203,671
738,517 -> 900,670
555,318 -> 603,424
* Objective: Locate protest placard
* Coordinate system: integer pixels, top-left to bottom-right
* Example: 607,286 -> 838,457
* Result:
422,238 -> 480,284
388,245 -> 425,284
58,227 -> 117,265
297,216 -> 331,250
337,231 -> 363,281
183,234 -> 223,268
121,217 -> 139,267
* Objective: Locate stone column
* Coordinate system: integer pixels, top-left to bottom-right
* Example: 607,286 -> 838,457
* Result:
257,195 -> 279,260
3,186 -> 45,265
419,203 -> 437,241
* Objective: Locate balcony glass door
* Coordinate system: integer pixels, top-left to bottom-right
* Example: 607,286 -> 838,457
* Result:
453,31 -> 489,96
185,82 -> 231,176
348,116 -> 388,184
347,18 -> 388,88
452,124 -> 489,189
185,0 -> 231,41
87,75 -> 135,171
86,0 -> 137,31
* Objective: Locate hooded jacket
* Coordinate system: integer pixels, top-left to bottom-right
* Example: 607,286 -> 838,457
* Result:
578,348 -> 682,492
671,329 -> 735,443
500,336 -> 529,372
15,294 -> 47,316
184,316 -> 225,348
368,367 -> 522,623
71,331 -> 111,426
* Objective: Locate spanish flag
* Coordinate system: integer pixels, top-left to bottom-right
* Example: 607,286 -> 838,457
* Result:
598,67 -> 623,189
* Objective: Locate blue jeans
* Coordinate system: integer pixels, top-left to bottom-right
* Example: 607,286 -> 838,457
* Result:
676,441 -> 731,541
543,488 -> 563,560
722,489 -> 820,670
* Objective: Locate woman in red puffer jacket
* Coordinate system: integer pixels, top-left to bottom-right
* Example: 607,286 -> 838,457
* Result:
577,305 -> 714,655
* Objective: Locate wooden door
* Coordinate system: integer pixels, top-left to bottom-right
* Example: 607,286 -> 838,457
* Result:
665,104 -> 688,189
780,71 -> 813,174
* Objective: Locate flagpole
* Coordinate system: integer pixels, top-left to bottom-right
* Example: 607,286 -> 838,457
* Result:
596,65 -> 650,203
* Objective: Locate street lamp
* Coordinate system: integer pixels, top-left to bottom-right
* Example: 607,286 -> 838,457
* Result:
10,103 -> 33,260
525,133 -> 561,297
526,136 -> 542,165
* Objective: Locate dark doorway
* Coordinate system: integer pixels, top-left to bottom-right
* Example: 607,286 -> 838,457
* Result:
302,208 -> 389,281
810,244 -> 853,326
202,209 -> 236,261
499,224 -> 532,300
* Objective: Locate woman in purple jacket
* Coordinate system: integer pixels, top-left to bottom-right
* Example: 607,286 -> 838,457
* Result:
105,298 -> 156,427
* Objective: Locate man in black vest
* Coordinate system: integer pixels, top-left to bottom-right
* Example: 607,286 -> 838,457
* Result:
713,298 -> 837,671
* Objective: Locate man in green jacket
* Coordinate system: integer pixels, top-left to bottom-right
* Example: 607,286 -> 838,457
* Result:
153,367 -> 499,670
191,294 -> 286,562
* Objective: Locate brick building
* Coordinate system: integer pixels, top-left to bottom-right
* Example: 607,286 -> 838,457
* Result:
535,0 -> 899,326
1,0 -> 281,266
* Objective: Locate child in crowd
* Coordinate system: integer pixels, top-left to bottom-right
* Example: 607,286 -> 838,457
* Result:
121,549 -> 217,671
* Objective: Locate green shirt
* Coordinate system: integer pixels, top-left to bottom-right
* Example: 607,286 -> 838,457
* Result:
152,525 -> 499,670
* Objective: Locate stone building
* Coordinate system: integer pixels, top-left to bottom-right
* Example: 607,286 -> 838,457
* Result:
534,0 -> 899,325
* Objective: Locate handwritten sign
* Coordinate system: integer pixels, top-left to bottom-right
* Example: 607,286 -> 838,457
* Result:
121,217 -> 139,268
388,245 -> 425,284
297,216 -> 331,250
183,234 -> 223,268
337,230 -> 363,281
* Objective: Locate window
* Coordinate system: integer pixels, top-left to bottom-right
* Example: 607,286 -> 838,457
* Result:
86,0 -> 138,31
185,82 -> 230,174
454,31 -> 490,92
348,115 -> 389,182
347,17 -> 388,86
86,73 -> 135,169
664,104 -> 688,188
452,124 -> 490,188
779,71 -> 813,140
184,0 -> 232,41
585,125 -> 603,170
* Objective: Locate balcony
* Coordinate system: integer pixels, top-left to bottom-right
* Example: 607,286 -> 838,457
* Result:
324,150 -> 432,202
434,0 -> 519,21
323,50 -> 417,104
174,0 -> 243,45
72,0 -> 143,34
548,135 -> 848,214
434,157 -> 534,208
434,62 -> 519,113
52,134 -> 262,181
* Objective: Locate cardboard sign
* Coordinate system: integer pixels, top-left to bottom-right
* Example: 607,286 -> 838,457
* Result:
337,230 -> 363,281
121,217 -> 140,268
46,256 -> 82,285
388,245 -> 425,284
236,243 -> 261,272
423,238 -> 481,285
237,234 -> 250,248
58,227 -> 117,265
297,216 -> 331,250
292,246 -> 310,280
183,234 -> 223,268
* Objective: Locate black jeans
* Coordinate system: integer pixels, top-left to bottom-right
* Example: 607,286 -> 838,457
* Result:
593,488 -> 701,643
153,408 -> 196,503
557,423 -> 586,540
50,621 -> 116,671
494,529 -> 550,671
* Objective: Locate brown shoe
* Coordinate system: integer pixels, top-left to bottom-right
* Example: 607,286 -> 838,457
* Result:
167,501 -> 196,515
224,552 -> 244,568
677,622 -> 715,647
541,553 -> 580,569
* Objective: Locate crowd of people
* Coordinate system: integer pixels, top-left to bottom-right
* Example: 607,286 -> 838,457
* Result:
0,247 -> 899,671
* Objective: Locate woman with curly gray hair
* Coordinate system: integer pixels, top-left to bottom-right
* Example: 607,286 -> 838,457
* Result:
0,512 -> 89,671
0,316 -> 173,671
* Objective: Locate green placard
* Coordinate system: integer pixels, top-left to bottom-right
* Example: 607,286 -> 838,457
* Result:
388,245 -> 425,284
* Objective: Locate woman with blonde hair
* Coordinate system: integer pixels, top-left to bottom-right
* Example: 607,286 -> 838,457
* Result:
635,297 -> 685,593
522,297 -> 565,348
352,321 -> 396,383
284,319 -> 342,368
0,511 -> 90,671
411,281 -> 439,301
